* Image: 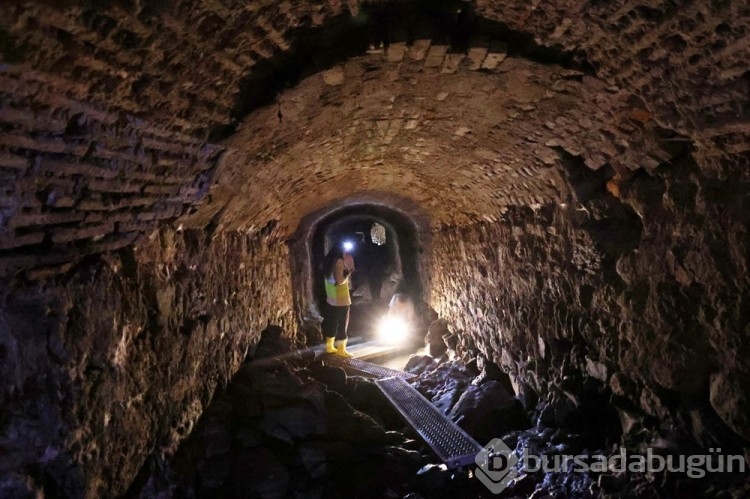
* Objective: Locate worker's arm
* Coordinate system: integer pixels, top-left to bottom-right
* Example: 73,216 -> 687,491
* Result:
333,258 -> 350,285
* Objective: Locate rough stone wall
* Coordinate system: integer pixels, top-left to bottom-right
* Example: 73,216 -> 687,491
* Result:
0,228 -> 295,498
428,151 -> 750,448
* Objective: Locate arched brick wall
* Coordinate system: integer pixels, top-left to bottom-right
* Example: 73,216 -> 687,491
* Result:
0,1 -> 748,496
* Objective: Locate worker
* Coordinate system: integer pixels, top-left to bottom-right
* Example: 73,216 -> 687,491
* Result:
322,245 -> 353,357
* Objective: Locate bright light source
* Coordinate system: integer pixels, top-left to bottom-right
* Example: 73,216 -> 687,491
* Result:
376,315 -> 410,345
342,240 -> 354,252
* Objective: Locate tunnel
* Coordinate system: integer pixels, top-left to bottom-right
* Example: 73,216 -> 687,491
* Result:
0,1 -> 749,497
292,200 -> 427,342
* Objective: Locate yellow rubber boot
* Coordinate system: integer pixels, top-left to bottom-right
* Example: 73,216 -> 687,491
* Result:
324,337 -> 337,354
335,339 -> 353,358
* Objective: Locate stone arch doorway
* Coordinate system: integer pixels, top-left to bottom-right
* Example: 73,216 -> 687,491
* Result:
316,214 -> 401,308
289,196 -> 430,343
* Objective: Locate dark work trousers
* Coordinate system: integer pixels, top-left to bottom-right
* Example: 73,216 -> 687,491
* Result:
323,303 -> 350,340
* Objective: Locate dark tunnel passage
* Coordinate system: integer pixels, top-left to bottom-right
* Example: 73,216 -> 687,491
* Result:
310,205 -> 426,342
317,216 -> 399,308
1,1 -> 750,498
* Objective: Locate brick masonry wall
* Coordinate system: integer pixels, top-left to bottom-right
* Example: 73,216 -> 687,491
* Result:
3,0 -> 746,141
3,1 -> 748,239
0,227 -> 295,498
0,67 -> 221,277
428,152 -> 750,447
1,0 -> 366,134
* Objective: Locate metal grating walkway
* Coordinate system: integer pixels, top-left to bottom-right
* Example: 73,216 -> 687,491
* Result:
375,376 -> 483,469
348,343 -> 404,360
321,355 -> 415,380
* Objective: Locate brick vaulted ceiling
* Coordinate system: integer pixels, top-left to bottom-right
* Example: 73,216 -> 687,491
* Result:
0,1 -> 748,270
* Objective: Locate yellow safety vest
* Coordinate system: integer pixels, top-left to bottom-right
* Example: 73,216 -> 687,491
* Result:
325,274 -> 351,306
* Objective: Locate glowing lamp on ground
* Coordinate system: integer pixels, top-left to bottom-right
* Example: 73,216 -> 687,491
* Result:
377,315 -> 410,345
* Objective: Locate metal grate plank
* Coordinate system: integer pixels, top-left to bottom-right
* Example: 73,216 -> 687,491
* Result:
348,343 -> 404,360
322,355 -> 415,380
375,376 -> 482,468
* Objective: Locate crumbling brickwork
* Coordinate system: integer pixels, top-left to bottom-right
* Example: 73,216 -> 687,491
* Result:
0,68 -> 220,276
0,0 -> 748,496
